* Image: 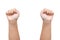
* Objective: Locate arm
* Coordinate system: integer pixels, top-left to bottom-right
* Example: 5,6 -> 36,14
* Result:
40,8 -> 54,40
40,21 -> 51,40
6,9 -> 20,40
9,20 -> 20,40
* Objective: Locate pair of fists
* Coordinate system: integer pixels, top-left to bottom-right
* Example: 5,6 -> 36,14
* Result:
6,8 -> 54,21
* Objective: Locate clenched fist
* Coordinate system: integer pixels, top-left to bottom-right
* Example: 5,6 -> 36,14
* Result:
40,8 -> 54,22
6,8 -> 19,21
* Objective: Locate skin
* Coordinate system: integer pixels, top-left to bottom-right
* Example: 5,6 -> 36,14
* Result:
6,9 -> 20,40
40,8 -> 54,40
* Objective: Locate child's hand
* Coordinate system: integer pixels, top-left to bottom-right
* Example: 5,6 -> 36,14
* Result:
40,8 -> 54,22
6,8 -> 19,21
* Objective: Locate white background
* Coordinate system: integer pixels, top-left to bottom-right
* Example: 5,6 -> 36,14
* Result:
0,0 -> 60,40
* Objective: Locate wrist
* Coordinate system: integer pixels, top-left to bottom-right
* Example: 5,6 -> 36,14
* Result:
43,20 -> 51,28
9,20 -> 17,24
43,20 -> 51,24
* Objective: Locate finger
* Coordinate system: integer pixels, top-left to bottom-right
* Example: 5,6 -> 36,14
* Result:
46,13 -> 54,16
43,8 -> 54,16
13,8 -> 18,14
6,10 -> 14,16
6,13 -> 13,16
13,8 -> 20,16
43,11 -> 54,16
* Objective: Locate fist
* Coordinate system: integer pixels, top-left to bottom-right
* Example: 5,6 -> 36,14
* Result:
6,8 -> 19,21
40,8 -> 54,21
